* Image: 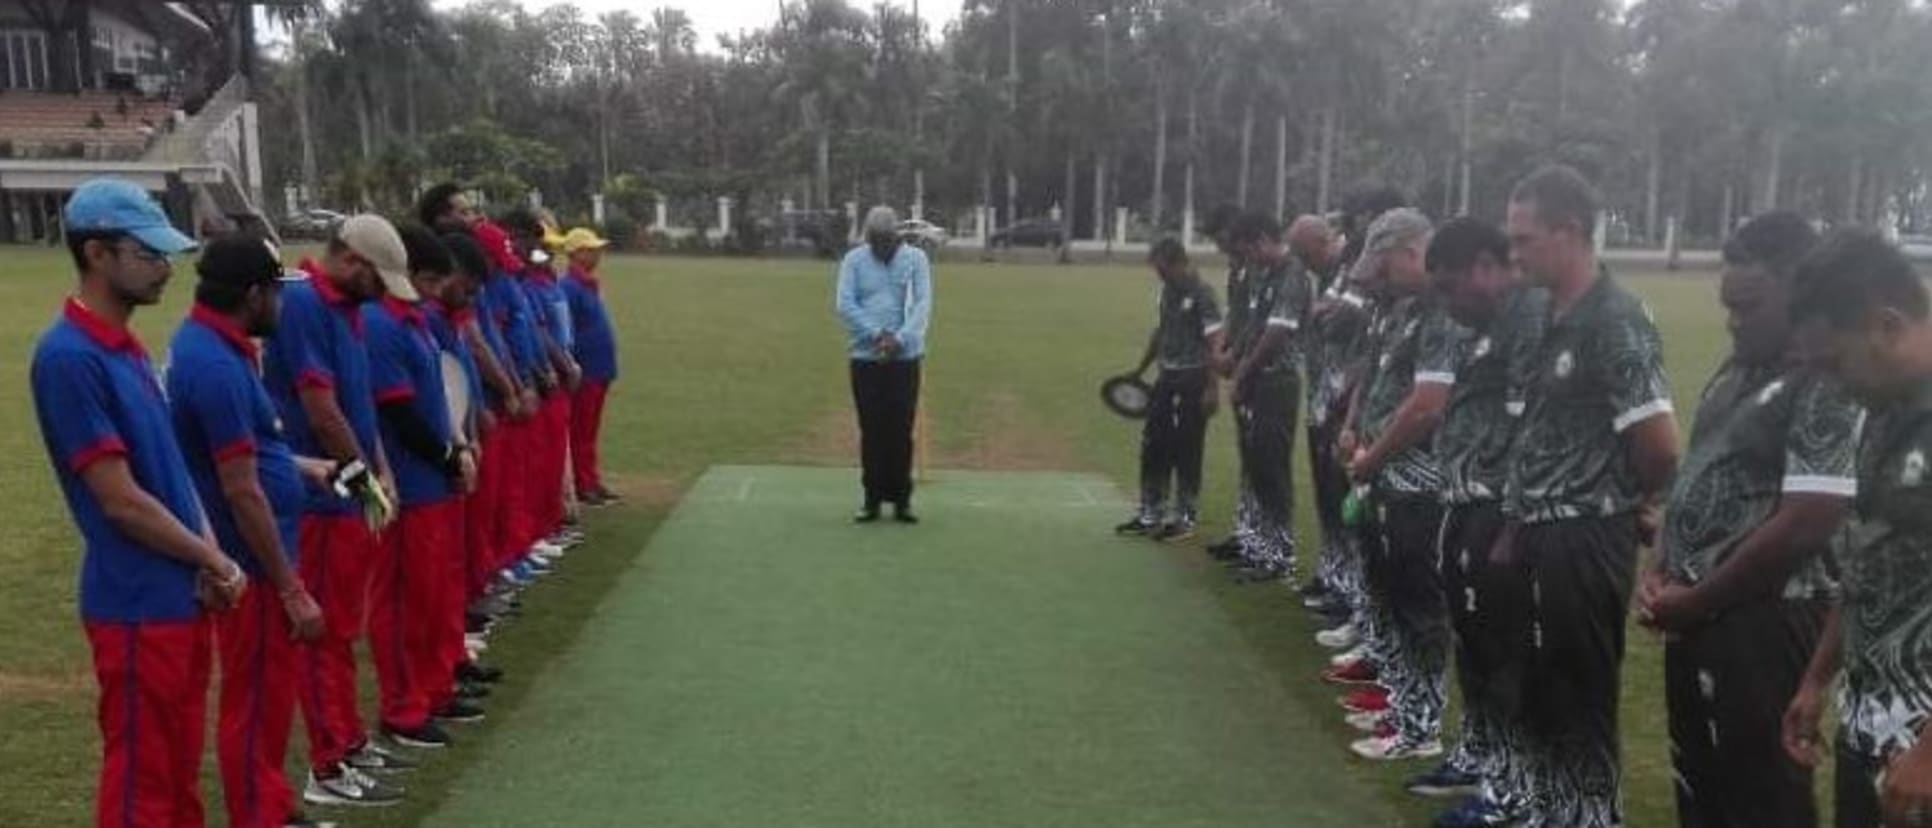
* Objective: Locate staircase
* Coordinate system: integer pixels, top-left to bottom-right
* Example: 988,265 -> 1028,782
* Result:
144,76 -> 275,242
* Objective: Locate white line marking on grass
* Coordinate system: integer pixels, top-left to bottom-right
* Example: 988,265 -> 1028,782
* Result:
1073,485 -> 1099,506
736,478 -> 756,502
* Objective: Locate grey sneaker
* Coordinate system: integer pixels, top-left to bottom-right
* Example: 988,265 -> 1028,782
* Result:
302,766 -> 404,808
344,741 -> 418,774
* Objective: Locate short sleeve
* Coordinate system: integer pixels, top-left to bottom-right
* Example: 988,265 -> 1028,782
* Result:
1266,268 -> 1310,331
266,295 -> 334,391
1197,283 -> 1225,336
33,351 -> 127,473
366,316 -> 417,404
1414,303 -> 1462,386
192,364 -> 263,461
1600,302 -> 1674,432
1783,379 -> 1864,497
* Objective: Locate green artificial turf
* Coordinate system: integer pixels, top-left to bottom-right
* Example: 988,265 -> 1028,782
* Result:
0,245 -> 1784,826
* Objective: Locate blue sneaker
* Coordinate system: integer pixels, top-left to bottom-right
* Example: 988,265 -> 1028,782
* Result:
1406,762 -> 1481,798
518,557 -> 554,577
1434,794 -> 1513,828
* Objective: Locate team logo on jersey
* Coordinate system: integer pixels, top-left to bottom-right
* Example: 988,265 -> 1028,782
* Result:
1904,449 -> 1926,487
1380,353 -> 1393,370
1554,350 -> 1575,379
1472,337 -> 1491,359
1757,379 -> 1787,406
1181,296 -> 1194,312
1404,319 -> 1420,338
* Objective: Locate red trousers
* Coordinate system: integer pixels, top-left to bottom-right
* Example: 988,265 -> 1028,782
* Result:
469,422 -> 508,596
495,416 -> 535,565
370,498 -> 462,731
215,586 -> 298,828
536,392 -> 571,536
571,380 -> 610,494
296,513 -> 377,770
85,616 -> 213,828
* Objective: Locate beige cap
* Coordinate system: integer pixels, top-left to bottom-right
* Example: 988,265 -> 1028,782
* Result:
337,214 -> 417,302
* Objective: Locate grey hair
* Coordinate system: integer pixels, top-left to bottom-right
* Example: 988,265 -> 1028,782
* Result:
863,206 -> 900,236
1363,207 -> 1432,256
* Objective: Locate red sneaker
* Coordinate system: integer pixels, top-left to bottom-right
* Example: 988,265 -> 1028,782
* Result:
1338,686 -> 1391,713
1321,659 -> 1379,686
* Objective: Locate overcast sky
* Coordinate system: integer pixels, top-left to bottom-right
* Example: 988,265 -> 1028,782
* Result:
429,0 -> 961,48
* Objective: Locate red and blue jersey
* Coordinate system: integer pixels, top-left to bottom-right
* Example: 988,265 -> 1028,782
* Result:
563,268 -> 617,383
31,298 -> 205,622
427,300 -> 483,437
261,266 -> 380,516
166,305 -> 303,578
528,269 -> 572,352
484,271 -> 541,384
365,296 -> 456,506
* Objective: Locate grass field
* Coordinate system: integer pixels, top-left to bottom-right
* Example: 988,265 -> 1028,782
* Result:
0,246 -> 1738,826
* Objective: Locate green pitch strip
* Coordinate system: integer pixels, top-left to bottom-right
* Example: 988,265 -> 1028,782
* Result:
424,466 -> 1401,826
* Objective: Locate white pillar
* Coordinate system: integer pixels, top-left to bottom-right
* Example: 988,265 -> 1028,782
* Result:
845,201 -> 860,243
975,205 -> 988,241
654,196 -> 668,230
911,200 -> 924,221
780,198 -> 795,241
1049,202 -> 1063,223
592,193 -> 606,225
717,196 -> 733,237
1664,215 -> 1682,272
528,190 -> 544,209
1182,205 -> 1196,247
1594,210 -> 1608,259
284,185 -> 299,217
1115,207 -> 1129,246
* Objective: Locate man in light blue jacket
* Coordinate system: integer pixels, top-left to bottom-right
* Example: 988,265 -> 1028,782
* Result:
836,206 -> 933,524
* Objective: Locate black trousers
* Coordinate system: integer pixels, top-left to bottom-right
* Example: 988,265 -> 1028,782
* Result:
1441,501 -> 1531,803
850,358 -> 921,507
1515,515 -> 1638,828
1666,596 -> 1826,828
1836,742 -> 1885,828
1236,372 -> 1300,566
1138,367 -> 1210,519
1362,492 -> 1449,744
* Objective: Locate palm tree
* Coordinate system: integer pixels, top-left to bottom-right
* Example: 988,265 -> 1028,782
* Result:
773,0 -> 871,210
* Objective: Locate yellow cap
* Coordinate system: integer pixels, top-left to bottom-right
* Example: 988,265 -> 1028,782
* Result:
541,224 -> 568,252
561,227 -> 611,254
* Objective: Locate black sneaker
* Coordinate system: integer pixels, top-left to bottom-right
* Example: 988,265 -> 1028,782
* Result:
434,699 -> 488,724
343,741 -> 418,774
892,503 -> 919,524
303,766 -> 404,808
1155,520 -> 1197,542
1406,762 -> 1482,798
854,504 -> 882,523
592,486 -> 622,503
1206,535 -> 1241,555
1115,517 -> 1157,536
456,661 -> 503,684
1232,563 -> 1289,584
455,680 -> 492,700
383,721 -> 453,749
581,490 -> 610,507
1298,579 -> 1331,599
284,810 -> 339,827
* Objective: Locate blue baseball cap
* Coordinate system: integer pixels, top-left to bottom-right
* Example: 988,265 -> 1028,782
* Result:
63,178 -> 197,255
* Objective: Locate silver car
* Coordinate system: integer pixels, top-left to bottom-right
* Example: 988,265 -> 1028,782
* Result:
898,219 -> 949,251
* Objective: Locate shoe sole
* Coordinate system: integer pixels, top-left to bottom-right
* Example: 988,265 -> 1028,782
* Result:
303,790 -> 404,808
1352,742 -> 1445,761
383,735 -> 448,750
434,713 -> 486,724
1407,783 -> 1481,798
1322,673 -> 1380,686
1315,635 -> 1360,649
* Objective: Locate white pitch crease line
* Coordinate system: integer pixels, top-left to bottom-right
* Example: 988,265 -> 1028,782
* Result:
736,478 -> 756,502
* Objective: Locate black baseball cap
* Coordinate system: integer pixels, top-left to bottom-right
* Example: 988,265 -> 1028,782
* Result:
196,237 -> 284,289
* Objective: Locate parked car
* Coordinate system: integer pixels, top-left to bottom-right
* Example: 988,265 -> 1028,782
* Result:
989,217 -> 1066,248
1900,234 -> 1932,264
278,208 -> 345,240
898,219 -> 949,250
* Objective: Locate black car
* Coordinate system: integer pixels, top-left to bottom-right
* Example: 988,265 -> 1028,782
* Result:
989,218 -> 1066,248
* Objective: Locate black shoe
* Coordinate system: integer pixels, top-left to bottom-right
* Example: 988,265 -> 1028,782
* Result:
892,501 -> 918,524
433,699 -> 487,724
854,503 -> 882,523
343,740 -> 418,774
456,661 -> 503,684
284,810 -> 339,828
1232,563 -> 1289,584
383,721 -> 452,749
581,490 -> 610,507
1155,520 -> 1197,542
1207,536 -> 1242,555
455,680 -> 492,700
1115,517 -> 1157,536
1298,580 -> 1331,599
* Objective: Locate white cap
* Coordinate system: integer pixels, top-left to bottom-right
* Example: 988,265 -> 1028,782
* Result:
337,214 -> 416,302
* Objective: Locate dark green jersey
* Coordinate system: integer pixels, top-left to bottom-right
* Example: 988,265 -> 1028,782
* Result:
1309,281 -> 1372,422
1839,379 -> 1932,757
1357,293 -> 1464,494
1438,285 -> 1549,504
1505,270 -> 1674,523
1233,258 -> 1315,376
1154,278 -> 1225,370
1661,361 -> 1861,601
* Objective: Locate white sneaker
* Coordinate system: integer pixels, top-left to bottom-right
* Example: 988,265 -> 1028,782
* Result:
302,766 -> 404,807
1345,710 -> 1389,732
1330,644 -> 1368,667
1315,623 -> 1361,650
529,543 -> 565,562
1350,734 -> 1444,761
465,633 -> 489,653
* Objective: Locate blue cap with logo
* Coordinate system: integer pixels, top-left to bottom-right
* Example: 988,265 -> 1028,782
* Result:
63,178 -> 197,255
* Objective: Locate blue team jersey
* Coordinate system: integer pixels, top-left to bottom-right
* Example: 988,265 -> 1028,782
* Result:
563,269 -> 617,383
261,268 -> 381,516
167,306 -> 303,578
32,298 -> 206,622
426,301 -> 483,439
366,297 -> 456,506
529,271 -> 572,351
484,272 -> 540,383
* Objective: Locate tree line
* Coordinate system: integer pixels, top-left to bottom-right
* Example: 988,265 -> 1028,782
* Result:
253,0 -> 1932,247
